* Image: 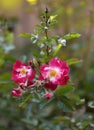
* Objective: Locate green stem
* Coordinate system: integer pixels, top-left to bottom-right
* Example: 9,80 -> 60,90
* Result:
44,8 -> 50,56
19,94 -> 32,109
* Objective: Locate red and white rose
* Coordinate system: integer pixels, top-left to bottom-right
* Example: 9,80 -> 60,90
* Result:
39,58 -> 70,90
11,60 -> 35,85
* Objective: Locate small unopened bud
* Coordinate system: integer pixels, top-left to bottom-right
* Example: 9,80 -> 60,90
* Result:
28,60 -> 33,66
44,92 -> 52,99
45,8 -> 48,13
12,88 -> 22,97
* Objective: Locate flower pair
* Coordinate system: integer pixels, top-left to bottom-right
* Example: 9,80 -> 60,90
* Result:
11,58 -> 70,98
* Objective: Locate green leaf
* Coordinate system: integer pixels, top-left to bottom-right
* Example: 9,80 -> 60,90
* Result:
19,33 -> 31,38
89,68 -> 94,74
0,59 -> 5,66
0,72 -> 11,80
68,93 -> 81,104
49,38 -> 57,45
81,121 -> 91,129
22,118 -> 38,126
63,33 -> 81,40
54,116 -> 70,123
40,97 -> 55,109
67,58 -> 82,66
4,55 -> 16,62
49,18 -> 57,26
53,44 -> 62,56
6,32 -> 14,43
58,96 -> 74,112
35,25 -> 42,31
0,80 -> 13,84
76,121 -> 91,129
55,86 -> 74,96
41,22 -> 46,27
19,94 -> 32,109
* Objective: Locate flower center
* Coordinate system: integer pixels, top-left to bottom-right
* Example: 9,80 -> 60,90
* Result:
20,67 -> 27,76
49,69 -> 58,78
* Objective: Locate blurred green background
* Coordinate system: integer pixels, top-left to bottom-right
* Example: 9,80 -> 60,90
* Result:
0,0 -> 94,130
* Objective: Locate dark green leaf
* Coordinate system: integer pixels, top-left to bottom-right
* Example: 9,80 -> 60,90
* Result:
89,68 -> 94,74
40,97 -> 55,109
76,121 -> 91,129
0,72 -> 11,80
59,96 -> 74,112
55,86 -> 74,96
0,59 -> 5,66
22,118 -> 38,126
41,22 -> 46,27
4,55 -> 16,62
81,121 -> 91,129
19,94 -> 32,109
54,116 -> 70,123
0,80 -> 13,84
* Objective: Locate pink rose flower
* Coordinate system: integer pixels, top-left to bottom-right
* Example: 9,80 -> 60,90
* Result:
12,88 -> 22,97
11,60 -> 35,85
40,58 -> 70,90
44,92 -> 52,99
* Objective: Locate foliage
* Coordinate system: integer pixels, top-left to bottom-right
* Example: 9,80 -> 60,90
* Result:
12,8 -> 78,111
0,0 -> 94,130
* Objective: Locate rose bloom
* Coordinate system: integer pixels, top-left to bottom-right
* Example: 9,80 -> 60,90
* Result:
11,60 -> 35,85
40,58 -> 70,90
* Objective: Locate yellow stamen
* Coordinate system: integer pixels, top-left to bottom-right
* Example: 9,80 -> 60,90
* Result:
20,67 -> 26,75
49,69 -> 58,78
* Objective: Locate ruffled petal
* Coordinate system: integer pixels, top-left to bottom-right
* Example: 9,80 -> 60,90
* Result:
49,58 -> 63,68
44,82 -> 57,91
40,64 -> 49,79
13,60 -> 26,70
